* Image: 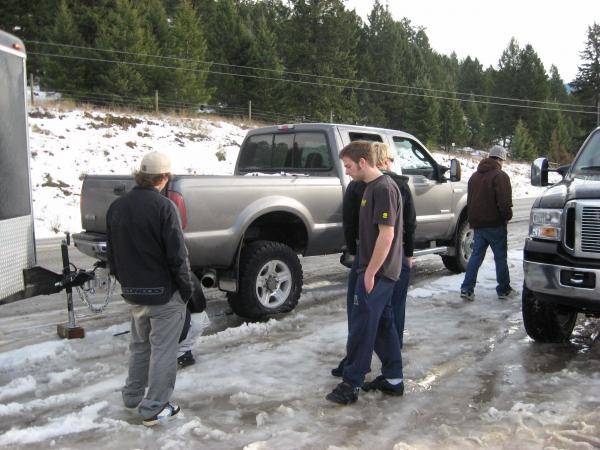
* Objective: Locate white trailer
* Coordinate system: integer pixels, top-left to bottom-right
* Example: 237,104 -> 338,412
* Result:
0,30 -> 37,304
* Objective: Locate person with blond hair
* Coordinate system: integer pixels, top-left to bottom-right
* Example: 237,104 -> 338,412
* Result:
371,142 -> 416,349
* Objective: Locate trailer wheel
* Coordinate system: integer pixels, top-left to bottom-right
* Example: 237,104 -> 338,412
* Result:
522,285 -> 577,343
228,240 -> 303,320
441,218 -> 473,273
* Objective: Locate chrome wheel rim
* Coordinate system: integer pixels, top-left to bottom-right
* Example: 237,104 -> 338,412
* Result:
461,226 -> 474,262
255,259 -> 292,309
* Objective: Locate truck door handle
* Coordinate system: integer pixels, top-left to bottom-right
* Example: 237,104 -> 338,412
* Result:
569,276 -> 584,284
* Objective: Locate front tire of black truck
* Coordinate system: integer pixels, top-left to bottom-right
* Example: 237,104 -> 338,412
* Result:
227,240 -> 303,320
441,218 -> 473,273
521,285 -> 578,343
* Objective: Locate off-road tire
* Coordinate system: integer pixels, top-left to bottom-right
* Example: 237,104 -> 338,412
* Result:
441,218 -> 472,273
522,285 -> 577,343
227,240 -> 303,320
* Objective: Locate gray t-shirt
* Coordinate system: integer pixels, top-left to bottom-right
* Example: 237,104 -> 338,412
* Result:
358,174 -> 403,281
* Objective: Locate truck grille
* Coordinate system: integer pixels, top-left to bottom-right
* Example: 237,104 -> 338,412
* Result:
581,206 -> 600,253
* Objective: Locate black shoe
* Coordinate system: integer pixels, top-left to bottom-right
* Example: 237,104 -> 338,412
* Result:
362,375 -> 404,396
177,350 -> 195,368
326,382 -> 359,405
331,357 -> 346,378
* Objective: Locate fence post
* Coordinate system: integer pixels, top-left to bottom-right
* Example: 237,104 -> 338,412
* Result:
30,73 -> 34,106
248,100 -> 252,121
155,90 -> 159,113
330,110 -> 333,123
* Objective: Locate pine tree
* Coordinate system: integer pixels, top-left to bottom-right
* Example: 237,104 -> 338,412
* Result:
572,22 -> 600,131
93,0 -> 160,102
548,129 -> 570,165
162,0 -> 212,107
358,1 -> 413,128
440,97 -> 468,148
280,0 -> 361,122
405,78 -> 440,146
511,119 -> 537,161
464,94 -> 484,147
42,0 -> 86,92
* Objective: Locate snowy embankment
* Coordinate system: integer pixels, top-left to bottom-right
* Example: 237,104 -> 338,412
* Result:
28,107 -> 547,238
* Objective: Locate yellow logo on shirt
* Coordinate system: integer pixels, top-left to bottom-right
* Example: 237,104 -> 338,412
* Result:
361,199 -> 367,206
382,212 -> 389,219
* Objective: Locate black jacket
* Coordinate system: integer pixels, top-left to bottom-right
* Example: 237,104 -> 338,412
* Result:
342,172 -> 417,257
107,186 -> 194,305
467,158 -> 513,229
383,171 -> 417,257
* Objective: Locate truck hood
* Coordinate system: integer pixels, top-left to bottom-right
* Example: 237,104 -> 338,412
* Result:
534,176 -> 600,209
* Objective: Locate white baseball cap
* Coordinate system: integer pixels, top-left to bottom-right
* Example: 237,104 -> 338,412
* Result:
489,145 -> 507,161
139,151 -> 171,174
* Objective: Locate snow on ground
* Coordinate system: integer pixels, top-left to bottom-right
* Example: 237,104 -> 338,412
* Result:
0,243 -> 598,449
27,106 -> 550,238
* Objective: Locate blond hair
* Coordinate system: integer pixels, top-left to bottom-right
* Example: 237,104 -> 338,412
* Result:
372,142 -> 393,168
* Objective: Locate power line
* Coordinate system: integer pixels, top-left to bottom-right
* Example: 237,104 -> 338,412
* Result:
29,50 -> 598,116
27,40 -> 597,110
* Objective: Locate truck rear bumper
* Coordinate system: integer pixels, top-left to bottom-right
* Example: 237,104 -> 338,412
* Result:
523,259 -> 600,304
73,232 -> 108,261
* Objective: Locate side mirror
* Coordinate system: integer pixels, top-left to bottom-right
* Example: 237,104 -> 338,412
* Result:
531,157 -> 549,187
449,158 -> 461,182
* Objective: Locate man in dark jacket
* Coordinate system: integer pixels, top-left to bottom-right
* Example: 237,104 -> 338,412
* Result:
460,145 -> 515,301
107,151 -> 193,426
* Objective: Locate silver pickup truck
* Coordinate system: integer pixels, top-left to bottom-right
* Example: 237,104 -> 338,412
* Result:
73,123 -> 470,319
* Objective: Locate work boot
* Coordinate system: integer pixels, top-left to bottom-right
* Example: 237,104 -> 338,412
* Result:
177,350 -> 195,368
142,403 -> 180,427
362,375 -> 404,396
326,382 -> 359,405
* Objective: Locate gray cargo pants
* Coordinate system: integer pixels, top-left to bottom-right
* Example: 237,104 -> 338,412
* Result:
122,291 -> 186,419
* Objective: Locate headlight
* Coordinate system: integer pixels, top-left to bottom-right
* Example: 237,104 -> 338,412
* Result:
529,208 -> 562,241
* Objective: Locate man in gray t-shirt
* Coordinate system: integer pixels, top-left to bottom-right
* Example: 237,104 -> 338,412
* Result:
326,141 -> 404,405
358,174 -> 404,281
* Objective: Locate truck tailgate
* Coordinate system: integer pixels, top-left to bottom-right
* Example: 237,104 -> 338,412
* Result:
80,175 -> 136,233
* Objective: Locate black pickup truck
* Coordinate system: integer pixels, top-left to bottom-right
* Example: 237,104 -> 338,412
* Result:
523,126 -> 600,342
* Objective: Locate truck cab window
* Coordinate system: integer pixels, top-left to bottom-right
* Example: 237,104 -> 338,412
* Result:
349,132 -> 383,143
238,134 -> 273,170
239,132 -> 332,172
392,137 -> 436,180
571,131 -> 600,177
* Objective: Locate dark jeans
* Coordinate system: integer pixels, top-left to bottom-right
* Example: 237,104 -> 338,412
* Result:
345,252 -> 360,330
460,225 -> 511,295
342,275 -> 403,388
392,257 -> 411,348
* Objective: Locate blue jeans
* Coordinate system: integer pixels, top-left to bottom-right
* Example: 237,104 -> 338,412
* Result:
343,275 -> 403,388
460,225 -> 511,295
392,257 -> 411,348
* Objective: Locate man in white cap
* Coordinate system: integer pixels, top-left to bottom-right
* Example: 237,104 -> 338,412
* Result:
460,145 -> 515,301
107,151 -> 194,426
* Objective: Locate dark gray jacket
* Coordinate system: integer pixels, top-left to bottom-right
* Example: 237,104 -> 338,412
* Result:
107,186 -> 193,305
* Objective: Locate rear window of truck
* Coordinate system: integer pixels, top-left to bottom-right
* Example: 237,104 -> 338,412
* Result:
238,132 -> 333,173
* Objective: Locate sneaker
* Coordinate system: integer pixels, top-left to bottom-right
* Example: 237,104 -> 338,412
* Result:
142,403 -> 180,427
177,350 -> 195,368
362,375 -> 404,396
325,382 -> 359,405
460,290 -> 474,301
498,288 -> 518,300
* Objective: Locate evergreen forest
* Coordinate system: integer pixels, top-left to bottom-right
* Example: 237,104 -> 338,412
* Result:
2,0 -> 599,162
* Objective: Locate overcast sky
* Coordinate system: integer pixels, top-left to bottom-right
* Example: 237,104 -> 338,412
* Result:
345,0 -> 598,82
